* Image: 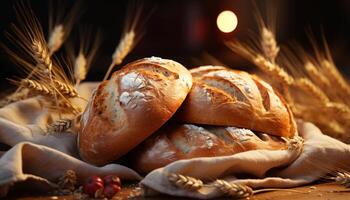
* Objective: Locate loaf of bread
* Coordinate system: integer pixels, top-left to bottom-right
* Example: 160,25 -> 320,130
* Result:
78,57 -> 193,165
130,123 -> 290,174
177,66 -> 296,138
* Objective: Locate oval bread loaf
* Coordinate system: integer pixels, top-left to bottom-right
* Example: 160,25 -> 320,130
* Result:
130,123 -> 290,174
78,57 -> 193,165
177,66 -> 296,138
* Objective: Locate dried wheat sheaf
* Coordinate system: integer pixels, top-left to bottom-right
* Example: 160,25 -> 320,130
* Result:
1,1 -> 143,129
226,5 -> 350,143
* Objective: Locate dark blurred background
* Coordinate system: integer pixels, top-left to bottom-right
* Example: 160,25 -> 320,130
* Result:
0,0 -> 349,92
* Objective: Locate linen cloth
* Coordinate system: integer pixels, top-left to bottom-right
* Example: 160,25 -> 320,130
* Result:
0,82 -> 349,198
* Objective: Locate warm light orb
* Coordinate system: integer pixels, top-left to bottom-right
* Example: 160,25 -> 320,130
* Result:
216,10 -> 238,33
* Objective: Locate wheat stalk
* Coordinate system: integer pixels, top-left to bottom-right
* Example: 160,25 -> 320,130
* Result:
326,102 -> 350,114
47,119 -> 73,133
57,101 -> 82,115
167,173 -> 203,191
322,60 -> 350,97
21,79 -> 54,96
48,24 -> 64,55
53,80 -> 79,98
2,1 -> 85,121
72,28 -> 101,86
112,31 -> 135,66
103,30 -> 135,81
305,62 -> 330,89
294,78 -> 329,103
254,55 -> 294,85
74,53 -> 87,85
31,39 -> 60,113
261,27 -> 280,63
226,41 -> 293,86
214,180 -> 253,198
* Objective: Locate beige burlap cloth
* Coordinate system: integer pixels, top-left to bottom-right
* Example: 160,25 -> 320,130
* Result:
0,83 -> 349,198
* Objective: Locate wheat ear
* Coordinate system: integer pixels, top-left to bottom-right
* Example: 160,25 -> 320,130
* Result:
32,40 -> 52,72
254,55 -> 294,85
21,79 -> 54,96
47,119 -> 73,133
322,60 -> 350,97
214,180 -> 253,198
294,78 -> 329,103
167,173 -> 203,191
112,31 -> 135,66
74,53 -> 87,86
48,24 -> 64,55
53,80 -> 79,98
32,39 -> 61,115
327,172 -> 350,188
261,27 -> 280,63
57,170 -> 77,192
103,31 -> 135,81
305,62 -> 330,89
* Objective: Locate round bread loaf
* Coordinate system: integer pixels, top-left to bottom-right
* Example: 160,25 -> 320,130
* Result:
78,57 -> 193,165
177,66 -> 296,138
130,123 -> 290,174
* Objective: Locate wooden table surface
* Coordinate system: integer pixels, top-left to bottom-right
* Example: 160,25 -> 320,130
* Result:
8,183 -> 350,200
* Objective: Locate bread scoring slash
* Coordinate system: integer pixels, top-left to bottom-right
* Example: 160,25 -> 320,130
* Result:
78,57 -> 193,165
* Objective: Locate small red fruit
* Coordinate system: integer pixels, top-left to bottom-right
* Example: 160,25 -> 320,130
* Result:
103,175 -> 121,187
103,184 -> 121,199
83,176 -> 104,197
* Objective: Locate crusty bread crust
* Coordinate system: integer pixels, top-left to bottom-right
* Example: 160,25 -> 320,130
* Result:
78,57 -> 192,165
177,66 -> 296,138
131,123 -> 289,174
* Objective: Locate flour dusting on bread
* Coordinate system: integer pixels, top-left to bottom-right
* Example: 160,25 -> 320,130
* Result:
120,72 -> 146,90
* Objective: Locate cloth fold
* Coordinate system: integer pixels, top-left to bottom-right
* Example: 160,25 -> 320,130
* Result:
140,122 -> 350,199
0,82 -> 349,198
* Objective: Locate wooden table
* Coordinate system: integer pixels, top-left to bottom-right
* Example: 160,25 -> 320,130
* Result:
8,183 -> 350,200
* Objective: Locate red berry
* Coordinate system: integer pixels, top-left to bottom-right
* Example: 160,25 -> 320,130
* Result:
103,184 -> 121,199
103,175 -> 121,187
83,176 -> 104,197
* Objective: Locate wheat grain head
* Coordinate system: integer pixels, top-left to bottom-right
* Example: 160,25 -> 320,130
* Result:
214,180 -> 253,198
167,173 -> 203,191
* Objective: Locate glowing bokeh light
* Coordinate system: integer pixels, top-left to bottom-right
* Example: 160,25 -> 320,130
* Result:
216,10 -> 238,33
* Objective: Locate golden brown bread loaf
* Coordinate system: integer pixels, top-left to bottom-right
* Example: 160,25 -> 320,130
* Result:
177,66 -> 296,138
130,123 -> 289,174
78,57 -> 193,165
